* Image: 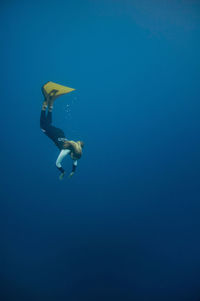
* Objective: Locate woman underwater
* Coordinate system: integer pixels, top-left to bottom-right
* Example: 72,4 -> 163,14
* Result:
40,83 -> 84,180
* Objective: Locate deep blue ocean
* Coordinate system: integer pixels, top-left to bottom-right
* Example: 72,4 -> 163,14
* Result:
1,1 -> 200,300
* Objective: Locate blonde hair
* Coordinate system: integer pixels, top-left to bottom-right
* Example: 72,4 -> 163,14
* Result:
63,140 -> 84,159
77,141 -> 84,148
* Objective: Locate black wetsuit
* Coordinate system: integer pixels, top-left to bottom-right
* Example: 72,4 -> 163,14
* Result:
40,110 -> 67,150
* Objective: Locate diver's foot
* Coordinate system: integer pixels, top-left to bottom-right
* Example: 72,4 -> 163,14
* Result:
47,90 -> 58,107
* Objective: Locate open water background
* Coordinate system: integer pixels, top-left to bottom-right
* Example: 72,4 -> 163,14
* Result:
1,0 -> 200,300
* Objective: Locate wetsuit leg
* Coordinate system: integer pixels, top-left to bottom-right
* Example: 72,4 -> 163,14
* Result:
40,110 -> 53,130
40,110 -> 47,130
40,109 -> 66,149
46,111 -> 52,125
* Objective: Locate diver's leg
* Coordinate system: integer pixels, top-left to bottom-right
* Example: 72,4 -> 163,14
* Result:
40,100 -> 48,129
46,106 -> 53,125
46,103 -> 66,145
40,89 -> 56,130
45,93 -> 56,124
41,91 -> 55,126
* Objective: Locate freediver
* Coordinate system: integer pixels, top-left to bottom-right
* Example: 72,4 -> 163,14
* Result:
40,83 -> 84,180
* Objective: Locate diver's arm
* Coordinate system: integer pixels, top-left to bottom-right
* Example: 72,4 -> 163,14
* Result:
69,160 -> 78,178
56,149 -> 70,175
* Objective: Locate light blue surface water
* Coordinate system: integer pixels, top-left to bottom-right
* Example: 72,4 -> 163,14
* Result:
1,1 -> 200,300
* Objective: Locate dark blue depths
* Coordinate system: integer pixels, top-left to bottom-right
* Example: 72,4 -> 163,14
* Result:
1,0 -> 200,300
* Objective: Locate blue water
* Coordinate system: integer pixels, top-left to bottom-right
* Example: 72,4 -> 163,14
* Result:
1,1 -> 200,300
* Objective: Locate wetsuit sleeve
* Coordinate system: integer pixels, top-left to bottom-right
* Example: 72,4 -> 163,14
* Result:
56,149 -> 70,173
72,160 -> 78,173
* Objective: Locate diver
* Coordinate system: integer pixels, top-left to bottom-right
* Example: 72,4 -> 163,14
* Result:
40,83 -> 84,180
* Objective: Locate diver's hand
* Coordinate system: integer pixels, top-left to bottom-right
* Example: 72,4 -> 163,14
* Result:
59,172 -> 65,180
69,172 -> 75,178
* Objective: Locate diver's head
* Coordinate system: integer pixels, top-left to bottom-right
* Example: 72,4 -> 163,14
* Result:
70,141 -> 84,160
